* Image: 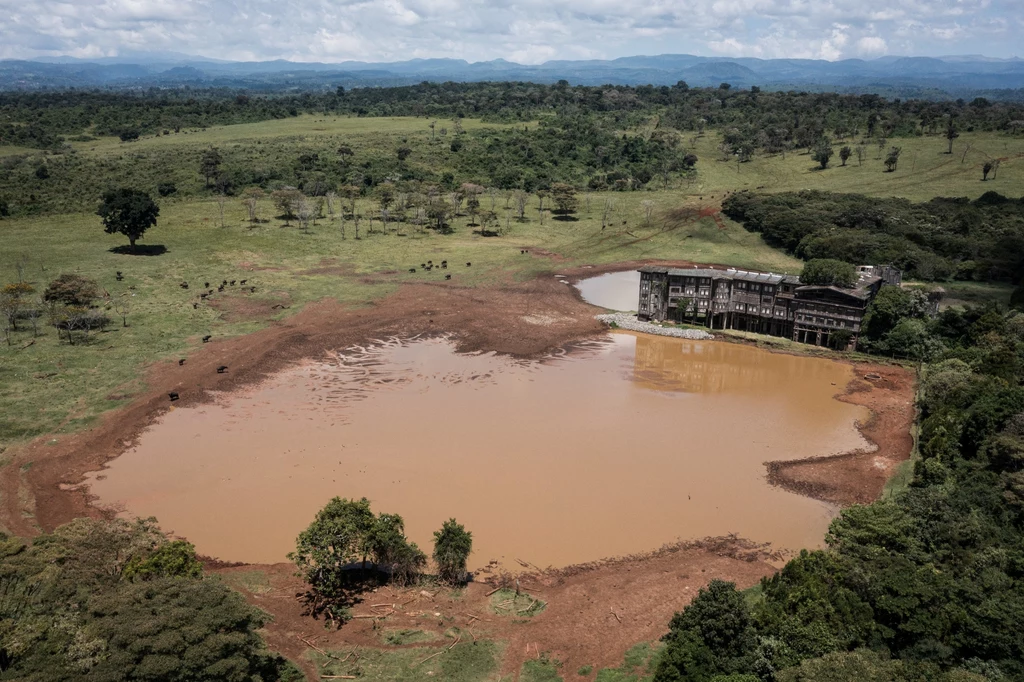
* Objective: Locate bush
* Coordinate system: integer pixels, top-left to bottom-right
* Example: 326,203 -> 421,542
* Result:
43,273 -> 99,307
157,181 -> 177,196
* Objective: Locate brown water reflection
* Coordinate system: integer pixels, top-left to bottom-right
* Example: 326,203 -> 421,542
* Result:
86,332 -> 868,568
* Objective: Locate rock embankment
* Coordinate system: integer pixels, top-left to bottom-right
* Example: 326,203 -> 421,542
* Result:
596,313 -> 714,340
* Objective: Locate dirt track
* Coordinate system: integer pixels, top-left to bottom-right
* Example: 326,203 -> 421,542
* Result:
0,259 -> 917,680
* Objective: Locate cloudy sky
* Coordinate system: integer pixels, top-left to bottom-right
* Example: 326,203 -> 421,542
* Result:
0,0 -> 1021,63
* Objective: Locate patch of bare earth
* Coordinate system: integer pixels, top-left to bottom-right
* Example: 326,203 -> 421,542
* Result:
765,364 -> 916,505
214,537 -> 776,681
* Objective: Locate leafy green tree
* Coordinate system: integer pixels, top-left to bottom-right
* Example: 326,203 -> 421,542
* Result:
812,137 -> 834,169
0,282 -> 33,333
365,513 -> 426,585
885,146 -> 902,172
655,580 -> 756,681
799,259 -> 856,287
97,188 -> 159,251
122,539 -> 203,581
551,182 -> 579,218
945,118 -> 960,154
861,286 -> 929,342
290,497 -> 375,604
433,518 -> 472,584
839,146 -> 852,166
200,147 -> 223,188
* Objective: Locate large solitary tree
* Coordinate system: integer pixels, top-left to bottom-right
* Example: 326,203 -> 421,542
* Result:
97,188 -> 159,251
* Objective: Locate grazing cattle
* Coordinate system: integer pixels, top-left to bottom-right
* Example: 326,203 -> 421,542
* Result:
168,392 -> 179,401
178,359 -> 186,366
240,279 -> 247,285
202,335 -> 212,342
249,286 -> 256,293
204,282 -> 210,288
466,262 -> 471,267
200,293 -> 208,299
445,274 -> 451,280
218,285 -> 225,292
421,263 -> 426,268
115,272 -> 124,281
409,268 -> 416,273
217,365 -> 228,373
180,282 -> 189,289
230,280 -> 236,285
192,302 -> 198,309
442,263 -> 447,269
222,280 -> 228,286
427,260 -> 433,265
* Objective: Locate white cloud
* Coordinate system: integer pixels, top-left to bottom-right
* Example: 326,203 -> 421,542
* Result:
0,0 -> 1018,62
855,35 -> 888,55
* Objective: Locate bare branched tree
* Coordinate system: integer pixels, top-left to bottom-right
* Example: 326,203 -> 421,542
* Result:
217,195 -> 227,227
296,196 -> 314,231
641,200 -> 656,226
514,191 -> 529,220
241,188 -> 264,226
602,197 -> 616,230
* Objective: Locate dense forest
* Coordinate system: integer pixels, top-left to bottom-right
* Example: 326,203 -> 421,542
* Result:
3,83 -> 1024,150
723,191 -> 1024,282
654,296 -> 1024,681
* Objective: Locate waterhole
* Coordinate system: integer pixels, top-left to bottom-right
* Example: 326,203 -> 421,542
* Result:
575,270 -> 641,311
85,332 -> 869,568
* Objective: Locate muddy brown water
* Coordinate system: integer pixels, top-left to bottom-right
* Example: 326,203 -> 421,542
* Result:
85,332 -> 868,569
575,270 -> 641,311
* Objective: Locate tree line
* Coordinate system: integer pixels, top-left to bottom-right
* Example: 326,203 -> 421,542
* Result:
2,84 -> 1023,151
723,190 -> 1024,282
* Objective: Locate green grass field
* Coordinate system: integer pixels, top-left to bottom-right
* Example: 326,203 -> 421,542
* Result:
683,130 -> 1023,203
0,115 -> 1020,485
0,183 -> 799,453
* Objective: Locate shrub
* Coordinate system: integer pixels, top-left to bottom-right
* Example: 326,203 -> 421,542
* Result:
43,273 -> 99,307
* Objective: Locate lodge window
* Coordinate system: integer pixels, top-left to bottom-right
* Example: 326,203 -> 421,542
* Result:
699,288 -> 710,297
670,286 -> 681,294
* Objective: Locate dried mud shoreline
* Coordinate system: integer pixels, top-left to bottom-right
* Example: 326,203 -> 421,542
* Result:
0,259 -> 916,681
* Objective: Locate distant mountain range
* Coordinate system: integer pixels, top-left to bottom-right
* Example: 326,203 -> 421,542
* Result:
3,53 -> 1024,99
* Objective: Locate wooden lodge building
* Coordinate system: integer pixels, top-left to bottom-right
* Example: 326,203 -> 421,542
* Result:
637,264 -> 901,349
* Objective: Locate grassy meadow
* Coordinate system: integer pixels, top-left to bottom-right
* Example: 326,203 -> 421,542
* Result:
0,115 -> 1021,465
